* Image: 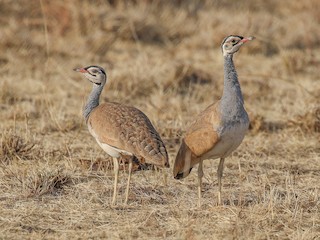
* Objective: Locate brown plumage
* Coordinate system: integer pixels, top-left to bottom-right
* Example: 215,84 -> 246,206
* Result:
173,101 -> 221,178
173,35 -> 254,207
74,65 -> 169,206
87,102 -> 168,167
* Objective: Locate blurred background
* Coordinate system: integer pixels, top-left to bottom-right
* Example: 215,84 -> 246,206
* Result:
1,0 -> 319,131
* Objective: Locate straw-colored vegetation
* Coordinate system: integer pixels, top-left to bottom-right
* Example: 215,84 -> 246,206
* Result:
0,0 -> 319,239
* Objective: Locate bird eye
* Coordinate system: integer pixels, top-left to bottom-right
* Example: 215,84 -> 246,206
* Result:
231,39 -> 236,43
89,69 -> 100,76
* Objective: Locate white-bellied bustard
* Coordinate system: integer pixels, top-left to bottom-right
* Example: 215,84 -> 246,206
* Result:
173,35 -> 254,207
74,65 -> 169,206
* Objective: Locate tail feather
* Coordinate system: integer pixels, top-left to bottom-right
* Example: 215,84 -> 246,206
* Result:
173,139 -> 198,179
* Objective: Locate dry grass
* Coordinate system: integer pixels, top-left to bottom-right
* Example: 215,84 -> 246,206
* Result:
0,0 -> 319,239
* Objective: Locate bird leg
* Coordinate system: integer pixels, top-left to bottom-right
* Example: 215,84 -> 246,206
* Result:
124,157 -> 133,205
112,157 -> 119,206
198,160 -> 204,208
217,158 -> 225,205
121,157 -> 126,174
163,169 -> 168,186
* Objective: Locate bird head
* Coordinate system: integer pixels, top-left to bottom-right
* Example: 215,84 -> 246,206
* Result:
221,35 -> 254,56
73,65 -> 107,86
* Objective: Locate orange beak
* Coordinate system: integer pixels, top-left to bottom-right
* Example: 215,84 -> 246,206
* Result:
73,67 -> 88,73
240,36 -> 255,43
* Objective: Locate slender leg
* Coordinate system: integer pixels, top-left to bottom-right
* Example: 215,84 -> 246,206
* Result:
217,158 -> 225,205
163,169 -> 168,186
122,157 -> 126,174
198,160 -> 204,208
112,157 -> 119,206
124,157 -> 133,205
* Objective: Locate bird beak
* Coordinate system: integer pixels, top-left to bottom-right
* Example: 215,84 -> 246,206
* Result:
73,67 -> 88,73
240,36 -> 255,43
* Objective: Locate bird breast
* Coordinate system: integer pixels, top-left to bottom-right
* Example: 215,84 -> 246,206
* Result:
201,120 -> 249,160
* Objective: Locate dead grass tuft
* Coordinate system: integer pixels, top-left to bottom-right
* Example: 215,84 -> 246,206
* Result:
288,106 -> 320,132
24,167 -> 71,197
0,130 -> 37,163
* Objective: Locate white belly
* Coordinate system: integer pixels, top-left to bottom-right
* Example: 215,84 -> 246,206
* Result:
96,140 -> 132,158
201,122 -> 248,160
88,125 -> 132,158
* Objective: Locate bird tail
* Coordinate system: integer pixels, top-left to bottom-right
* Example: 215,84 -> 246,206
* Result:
173,139 -> 198,179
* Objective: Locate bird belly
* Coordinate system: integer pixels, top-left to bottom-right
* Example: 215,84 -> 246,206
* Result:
88,124 -> 132,158
201,122 -> 248,160
96,140 -> 132,158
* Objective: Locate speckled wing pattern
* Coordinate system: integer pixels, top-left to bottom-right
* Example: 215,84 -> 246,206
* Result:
87,102 -> 168,167
184,101 -> 221,157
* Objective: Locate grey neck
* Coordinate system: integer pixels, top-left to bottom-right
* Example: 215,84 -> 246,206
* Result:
220,54 -> 245,118
83,84 -> 103,122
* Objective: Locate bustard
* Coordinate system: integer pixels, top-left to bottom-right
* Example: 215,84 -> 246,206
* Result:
173,35 -> 254,207
74,65 -> 169,206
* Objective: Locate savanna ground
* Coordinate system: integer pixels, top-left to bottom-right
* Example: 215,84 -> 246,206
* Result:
0,0 -> 320,239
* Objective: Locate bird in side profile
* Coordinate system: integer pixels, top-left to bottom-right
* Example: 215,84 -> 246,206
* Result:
74,65 -> 169,206
173,35 -> 254,207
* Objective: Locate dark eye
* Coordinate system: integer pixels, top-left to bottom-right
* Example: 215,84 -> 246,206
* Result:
90,69 -> 99,76
231,39 -> 236,43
